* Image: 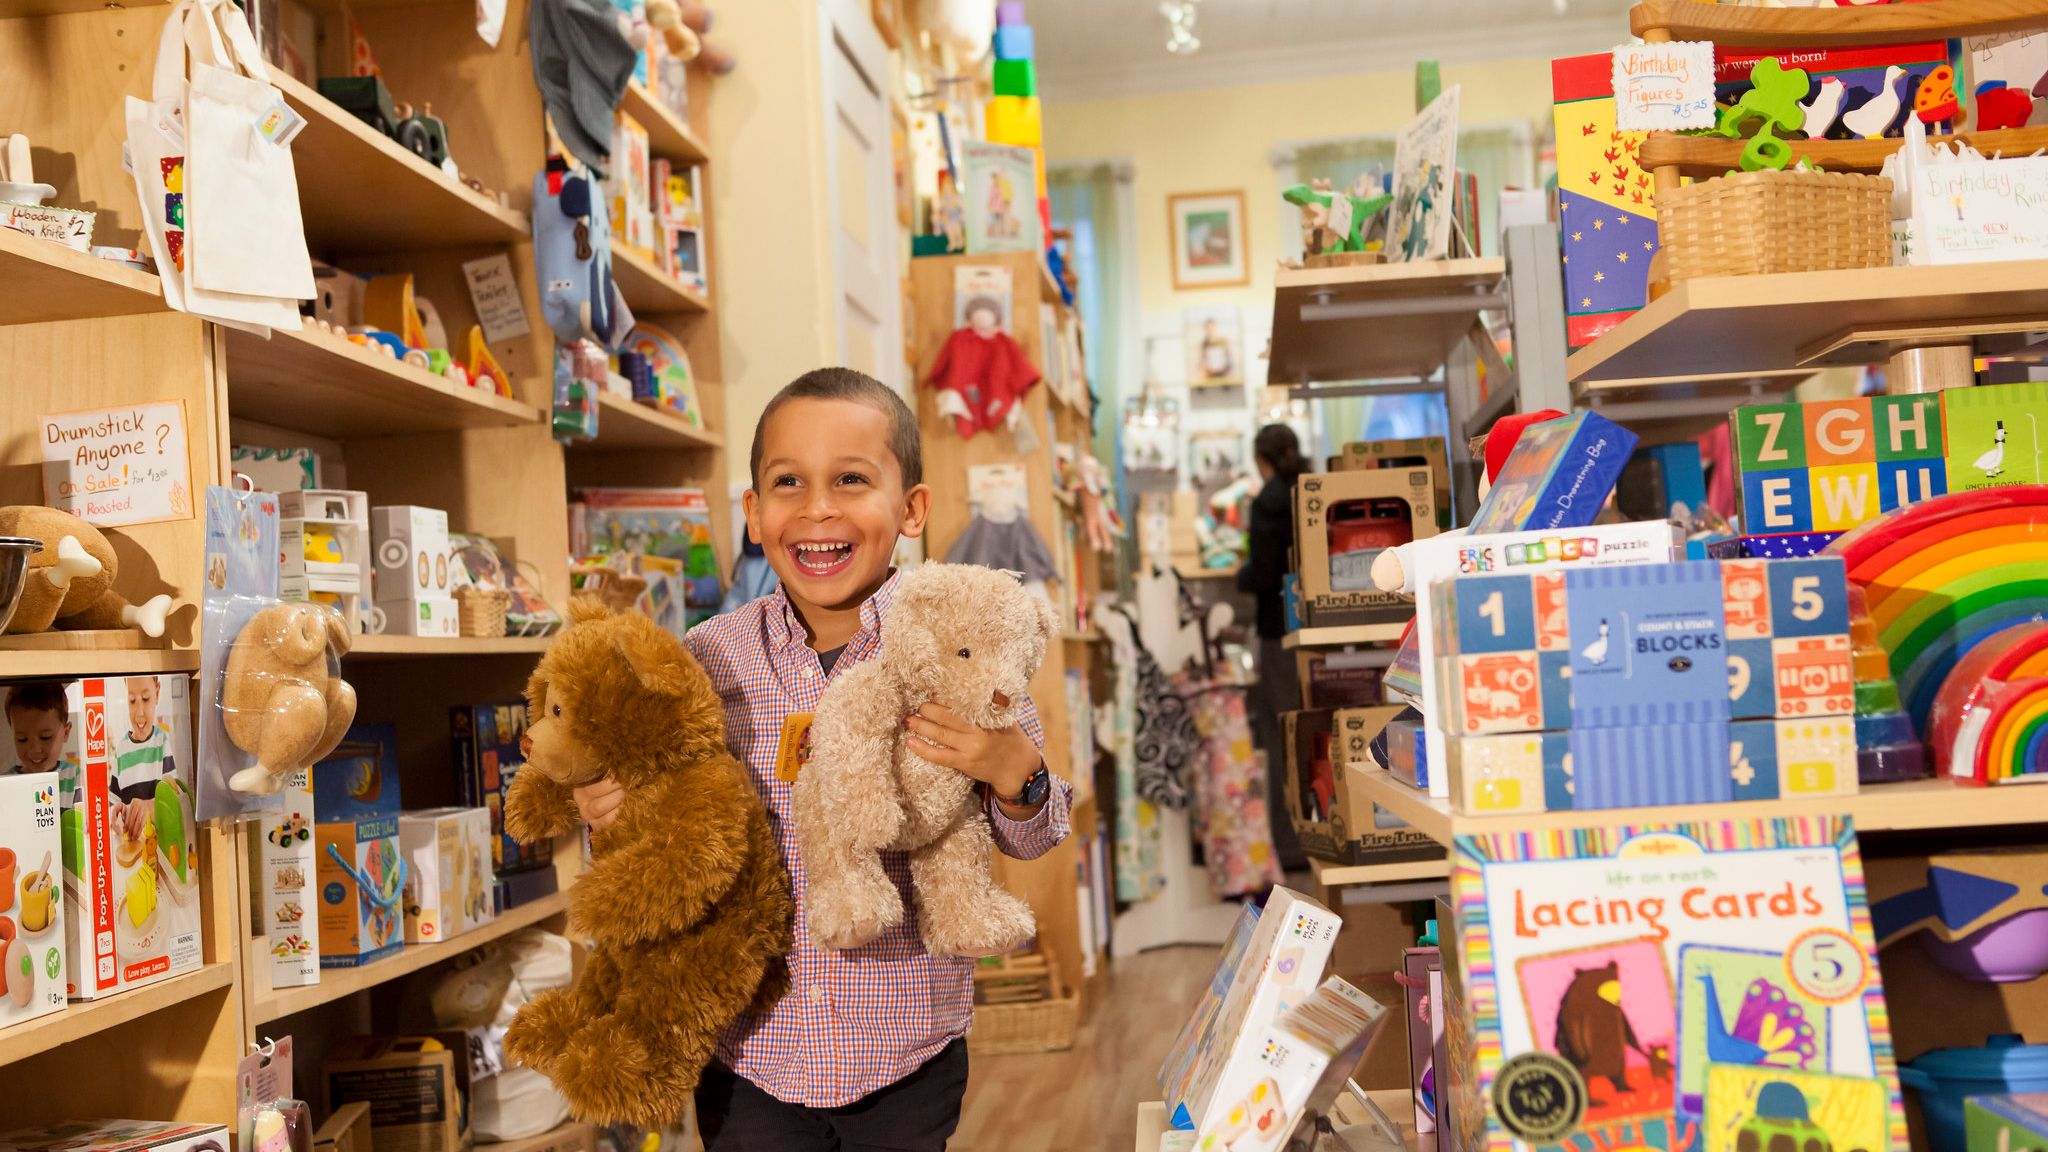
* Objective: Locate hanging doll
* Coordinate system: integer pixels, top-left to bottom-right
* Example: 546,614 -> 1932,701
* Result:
928,295 -> 1040,438
944,485 -> 1059,602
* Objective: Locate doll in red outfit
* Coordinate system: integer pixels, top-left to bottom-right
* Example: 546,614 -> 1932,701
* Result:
928,296 -> 1040,438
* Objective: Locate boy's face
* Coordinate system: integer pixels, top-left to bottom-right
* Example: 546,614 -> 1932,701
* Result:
125,677 -> 159,740
746,397 -> 929,616
9,704 -> 70,774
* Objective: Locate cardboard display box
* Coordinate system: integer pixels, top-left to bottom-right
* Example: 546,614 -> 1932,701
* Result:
1293,468 -> 1438,629
312,725 -> 405,968
371,504 -> 453,605
254,763 -> 319,988
325,1032 -> 473,1152
1282,708 -> 1439,866
400,807 -> 496,944
311,1103 -> 372,1152
476,1125 -> 594,1152
1338,437 -> 1453,529
1296,649 -> 1386,711
1732,394 -> 1945,535
0,676 -> 202,1000
0,770 -> 66,1027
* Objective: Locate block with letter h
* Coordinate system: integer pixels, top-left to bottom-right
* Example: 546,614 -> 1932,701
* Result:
1734,395 -> 1945,534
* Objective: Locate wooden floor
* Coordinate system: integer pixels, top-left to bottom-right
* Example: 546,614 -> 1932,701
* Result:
953,945 -> 1214,1151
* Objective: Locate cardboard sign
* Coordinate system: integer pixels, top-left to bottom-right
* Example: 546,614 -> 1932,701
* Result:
462,253 -> 532,342
40,400 -> 194,526
1612,42 -> 1716,130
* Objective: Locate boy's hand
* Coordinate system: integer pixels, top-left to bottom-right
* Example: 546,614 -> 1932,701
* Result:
574,778 -> 626,833
906,704 -> 1042,805
121,797 -> 152,842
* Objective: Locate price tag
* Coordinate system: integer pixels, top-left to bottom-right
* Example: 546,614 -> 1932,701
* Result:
1612,41 -> 1716,131
463,253 -> 533,342
1325,193 -> 1354,242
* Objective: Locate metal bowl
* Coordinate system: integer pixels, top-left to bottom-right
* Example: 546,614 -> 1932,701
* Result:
0,537 -> 46,634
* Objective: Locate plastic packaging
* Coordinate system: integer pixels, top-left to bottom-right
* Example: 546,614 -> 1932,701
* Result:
1843,584 -> 1928,784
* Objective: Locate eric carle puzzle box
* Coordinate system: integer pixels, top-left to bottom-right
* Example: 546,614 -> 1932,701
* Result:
1445,818 -> 1905,1152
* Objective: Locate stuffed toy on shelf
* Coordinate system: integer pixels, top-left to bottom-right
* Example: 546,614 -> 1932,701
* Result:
0,505 -> 176,637
794,563 -> 1057,958
501,600 -> 791,1129
221,601 -> 357,794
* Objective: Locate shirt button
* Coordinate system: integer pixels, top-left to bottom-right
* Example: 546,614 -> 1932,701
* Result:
801,665 -> 815,679
808,986 -> 825,1002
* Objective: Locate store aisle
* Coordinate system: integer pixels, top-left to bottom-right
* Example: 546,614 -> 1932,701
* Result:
953,945 -> 1216,1151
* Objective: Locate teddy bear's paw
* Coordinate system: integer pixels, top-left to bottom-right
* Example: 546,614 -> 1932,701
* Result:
806,872 -> 904,951
504,993 -> 580,1076
552,1015 -> 694,1127
923,890 -> 1037,959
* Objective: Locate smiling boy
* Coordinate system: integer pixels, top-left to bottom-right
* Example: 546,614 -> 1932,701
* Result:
573,367 -> 1070,1150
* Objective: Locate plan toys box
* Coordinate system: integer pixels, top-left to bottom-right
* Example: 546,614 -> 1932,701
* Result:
1466,410 -> 1636,535
1448,817 -> 1905,1152
0,1122 -> 232,1152
371,504 -> 452,605
1338,437 -> 1454,529
1733,394 -> 1945,535
1160,890 -> 1345,1134
253,764 -> 318,988
4,675 -> 203,1000
1946,379 -> 2048,494
400,806 -> 495,944
1281,709 -> 1437,867
453,702 -> 552,875
1401,519 -> 1682,798
0,772 -> 66,1028
312,725 -> 404,968
1194,977 -> 1391,1152
1292,468 -> 1438,629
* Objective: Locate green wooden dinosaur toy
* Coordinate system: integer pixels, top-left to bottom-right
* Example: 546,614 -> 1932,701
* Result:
1283,178 -> 1391,255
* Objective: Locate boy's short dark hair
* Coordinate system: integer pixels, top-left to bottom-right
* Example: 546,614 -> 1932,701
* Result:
5,680 -> 71,718
749,368 -> 923,489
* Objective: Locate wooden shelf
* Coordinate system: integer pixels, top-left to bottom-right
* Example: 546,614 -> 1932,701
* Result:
610,241 -> 710,315
1061,630 -> 1104,644
1,962 -> 234,1070
575,389 -> 723,451
1309,854 -> 1449,888
1355,769 -> 2048,850
1630,0 -> 2048,46
250,889 -> 570,1024
1567,261 -> 2048,390
0,640 -> 198,678
1641,126 -> 2048,179
347,634 -> 553,659
223,322 -> 542,436
0,229 -> 164,326
1282,622 -> 1408,649
0,0 -> 162,15
621,81 -> 709,165
1269,258 -> 1506,384
273,73 -> 529,254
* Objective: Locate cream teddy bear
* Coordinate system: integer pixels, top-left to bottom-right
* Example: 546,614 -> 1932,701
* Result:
794,563 -> 1059,958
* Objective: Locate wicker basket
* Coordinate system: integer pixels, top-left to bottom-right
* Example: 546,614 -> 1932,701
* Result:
455,586 -> 512,638
968,987 -> 1080,1055
1655,169 -> 1892,282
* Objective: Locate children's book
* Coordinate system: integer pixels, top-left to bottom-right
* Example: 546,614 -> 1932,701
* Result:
1448,817 -> 1905,1152
961,141 -> 1041,254
1551,54 -> 1656,350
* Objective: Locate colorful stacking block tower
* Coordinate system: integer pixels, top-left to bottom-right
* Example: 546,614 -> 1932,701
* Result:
1732,394 -> 1947,536
986,2 -> 1051,244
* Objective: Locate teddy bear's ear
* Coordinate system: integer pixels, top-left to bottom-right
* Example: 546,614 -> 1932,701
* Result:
566,597 -> 611,628
612,619 -> 694,699
1033,593 -> 1061,647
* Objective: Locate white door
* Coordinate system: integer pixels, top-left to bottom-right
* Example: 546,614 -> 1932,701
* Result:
821,2 -> 902,390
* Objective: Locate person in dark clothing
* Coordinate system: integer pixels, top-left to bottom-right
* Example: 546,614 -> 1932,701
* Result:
1238,424 -> 1308,870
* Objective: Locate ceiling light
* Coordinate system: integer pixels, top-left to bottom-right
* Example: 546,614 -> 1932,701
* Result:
1160,0 -> 1200,54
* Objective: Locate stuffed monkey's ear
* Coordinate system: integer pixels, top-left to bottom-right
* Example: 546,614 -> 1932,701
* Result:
613,620 -> 691,699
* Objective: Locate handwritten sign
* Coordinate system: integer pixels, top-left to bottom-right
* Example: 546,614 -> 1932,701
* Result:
1906,156 -> 2048,265
2,205 -> 95,252
41,401 -> 194,526
462,253 -> 531,343
1613,42 -> 1716,131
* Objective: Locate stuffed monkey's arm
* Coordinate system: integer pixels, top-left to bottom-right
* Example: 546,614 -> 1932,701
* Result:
575,762 -> 751,946
504,767 -> 580,845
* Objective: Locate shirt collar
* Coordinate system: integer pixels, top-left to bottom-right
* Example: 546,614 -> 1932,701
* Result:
765,569 -> 901,655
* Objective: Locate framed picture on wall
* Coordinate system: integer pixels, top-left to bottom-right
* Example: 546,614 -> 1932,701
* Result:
1183,305 -> 1244,388
1168,190 -> 1249,290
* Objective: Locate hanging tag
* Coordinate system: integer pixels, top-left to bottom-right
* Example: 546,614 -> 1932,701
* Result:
236,1035 -> 296,1146
1325,193 -> 1354,243
256,96 -> 306,146
774,712 -> 815,783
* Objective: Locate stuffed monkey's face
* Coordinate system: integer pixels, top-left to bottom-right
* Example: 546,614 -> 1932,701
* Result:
523,679 -> 605,787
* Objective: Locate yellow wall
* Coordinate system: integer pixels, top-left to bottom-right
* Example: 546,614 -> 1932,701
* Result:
709,0 -> 837,488
1045,59 -> 1552,386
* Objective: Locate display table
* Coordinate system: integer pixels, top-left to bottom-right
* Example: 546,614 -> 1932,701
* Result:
1137,1090 -> 1424,1151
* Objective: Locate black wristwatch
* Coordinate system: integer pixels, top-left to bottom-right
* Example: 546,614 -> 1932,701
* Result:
996,763 -> 1051,808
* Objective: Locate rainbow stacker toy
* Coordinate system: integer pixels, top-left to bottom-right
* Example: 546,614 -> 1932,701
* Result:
1927,620 -> 2048,786
985,2 -> 1050,243
1828,486 -> 2048,747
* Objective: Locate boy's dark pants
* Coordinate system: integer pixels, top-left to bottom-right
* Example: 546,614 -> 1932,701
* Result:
695,1039 -> 969,1151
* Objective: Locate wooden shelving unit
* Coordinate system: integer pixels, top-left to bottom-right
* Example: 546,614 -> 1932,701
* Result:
1282,622 -> 1409,649
1354,769 -> 2048,850
248,890 -> 571,1025
1308,854 -> 1449,888
0,642 -> 200,677
623,80 -> 710,164
223,323 -> 544,436
347,634 -> 556,659
1639,125 -> 2048,179
610,240 -> 712,315
1269,257 -> 1506,384
1629,0 -> 2048,46
0,228 -> 165,326
0,962 -> 235,1070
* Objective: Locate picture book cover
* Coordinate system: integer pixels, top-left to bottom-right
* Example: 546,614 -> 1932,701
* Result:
1449,817 -> 1905,1152
961,141 -> 1041,255
1551,53 -> 1657,350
